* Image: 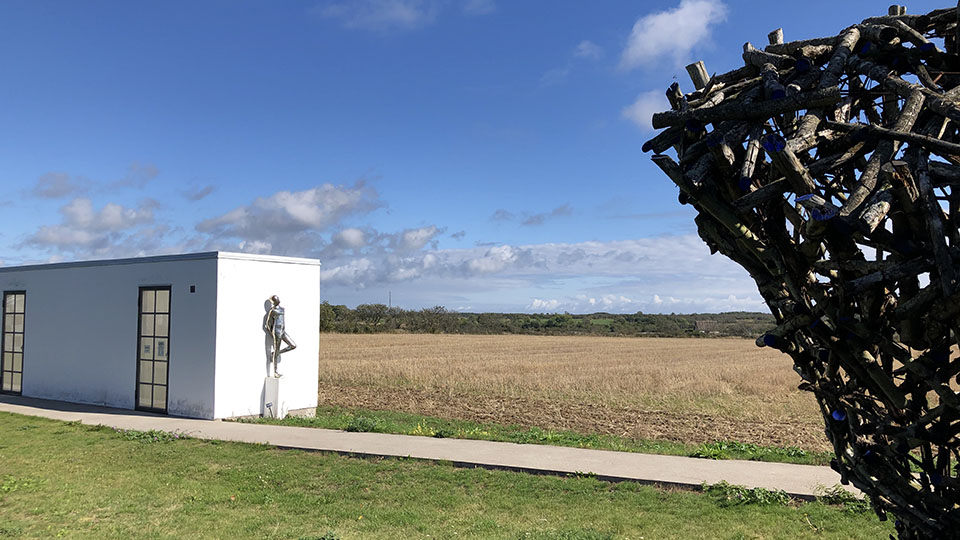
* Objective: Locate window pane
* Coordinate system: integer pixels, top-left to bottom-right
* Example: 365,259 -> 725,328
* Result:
139,361 -> 152,383
155,314 -> 169,337
153,385 -> 166,410
13,354 -> 21,372
12,334 -> 22,353
142,290 -> 155,313
2,333 -> 11,352
138,384 -> 152,407
2,352 -> 10,370
156,290 -> 170,312
153,361 -> 167,384
14,294 -> 23,313
141,315 -> 155,336
12,372 -> 20,392
4,295 -> 13,312
3,315 -> 11,333
140,338 -> 154,360
2,377 -> 9,392
155,338 -> 168,361
13,314 -> 23,333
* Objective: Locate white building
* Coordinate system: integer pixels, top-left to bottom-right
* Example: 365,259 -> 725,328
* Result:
0,251 -> 320,419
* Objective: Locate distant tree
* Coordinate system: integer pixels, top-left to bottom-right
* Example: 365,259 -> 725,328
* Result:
355,303 -> 388,328
419,305 -> 452,333
319,301 -> 336,332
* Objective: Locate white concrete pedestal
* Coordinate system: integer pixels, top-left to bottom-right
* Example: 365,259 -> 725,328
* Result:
262,376 -> 290,419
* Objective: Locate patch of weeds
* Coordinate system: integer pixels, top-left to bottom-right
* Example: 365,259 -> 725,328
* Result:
518,530 -> 615,540
113,428 -> 189,443
0,525 -> 23,537
52,420 -> 82,434
691,440 -> 810,462
299,532 -> 341,540
16,425 -> 38,431
816,484 -> 870,513
344,415 -> 382,433
408,422 -> 453,438
0,476 -> 42,495
702,481 -> 790,507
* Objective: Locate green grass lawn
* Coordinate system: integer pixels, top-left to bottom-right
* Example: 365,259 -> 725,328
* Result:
0,411 -> 891,539
245,406 -> 834,466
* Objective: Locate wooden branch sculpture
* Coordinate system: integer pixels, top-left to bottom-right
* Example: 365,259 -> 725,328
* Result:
646,5 -> 960,539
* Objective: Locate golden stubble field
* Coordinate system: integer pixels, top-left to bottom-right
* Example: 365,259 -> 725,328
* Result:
318,333 -> 829,450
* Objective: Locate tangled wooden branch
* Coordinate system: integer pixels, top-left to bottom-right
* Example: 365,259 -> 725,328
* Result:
645,5 -> 960,538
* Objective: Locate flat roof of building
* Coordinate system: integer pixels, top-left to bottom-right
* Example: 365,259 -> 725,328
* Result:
0,251 -> 321,274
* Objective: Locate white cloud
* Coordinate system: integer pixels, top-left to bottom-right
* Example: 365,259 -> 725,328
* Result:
196,181 -> 381,254
183,185 -> 217,201
541,40 -> 603,88
574,40 -> 604,60
23,197 -> 157,255
60,198 -> 154,232
319,257 -> 375,284
395,226 -> 440,251
539,66 -> 571,87
465,244 -> 523,274
492,205 -> 573,226
620,0 -> 727,69
317,0 -> 441,31
528,298 -> 562,311
334,228 -> 366,249
522,204 -> 572,226
462,0 -> 495,15
236,240 -> 272,254
622,90 -> 668,132
31,172 -> 90,199
525,291 -> 762,314
111,162 -> 159,189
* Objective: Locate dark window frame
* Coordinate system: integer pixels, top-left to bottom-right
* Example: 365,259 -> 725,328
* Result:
135,285 -> 172,413
1,290 -> 26,396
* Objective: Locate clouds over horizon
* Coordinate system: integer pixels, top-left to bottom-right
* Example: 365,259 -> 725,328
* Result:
12,177 -> 760,314
316,233 -> 762,314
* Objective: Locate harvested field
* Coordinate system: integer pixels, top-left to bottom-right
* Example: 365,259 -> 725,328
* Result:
318,333 -> 828,451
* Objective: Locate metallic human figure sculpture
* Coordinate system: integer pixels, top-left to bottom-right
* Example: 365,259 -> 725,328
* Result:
264,295 -> 296,377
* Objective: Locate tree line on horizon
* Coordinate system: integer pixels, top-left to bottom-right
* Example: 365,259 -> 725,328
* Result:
318,302 -> 774,338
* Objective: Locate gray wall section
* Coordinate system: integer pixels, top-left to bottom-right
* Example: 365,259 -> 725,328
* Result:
0,257 -> 218,418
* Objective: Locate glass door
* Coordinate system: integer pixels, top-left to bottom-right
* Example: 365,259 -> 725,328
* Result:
1,292 -> 25,394
136,287 -> 170,412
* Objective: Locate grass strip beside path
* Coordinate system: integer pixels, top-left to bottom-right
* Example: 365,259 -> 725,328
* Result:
246,406 -> 834,466
0,412 -> 888,539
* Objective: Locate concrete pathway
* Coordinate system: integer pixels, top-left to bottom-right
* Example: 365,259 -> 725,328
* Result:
0,395 -> 855,499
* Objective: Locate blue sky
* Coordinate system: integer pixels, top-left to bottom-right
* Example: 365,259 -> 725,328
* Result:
0,1 -> 945,313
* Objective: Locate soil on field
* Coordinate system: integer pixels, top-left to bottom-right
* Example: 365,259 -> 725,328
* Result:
318,381 -> 831,452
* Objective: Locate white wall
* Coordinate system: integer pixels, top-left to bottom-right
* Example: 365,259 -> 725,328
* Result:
0,255 -> 218,417
213,254 -> 320,419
